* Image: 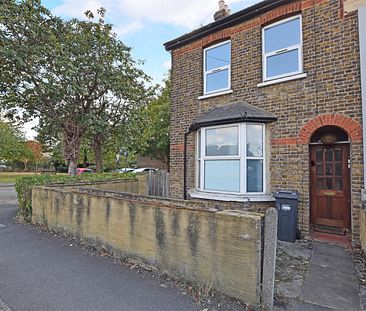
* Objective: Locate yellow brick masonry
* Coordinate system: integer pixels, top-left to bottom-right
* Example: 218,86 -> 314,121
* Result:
169,0 -> 363,243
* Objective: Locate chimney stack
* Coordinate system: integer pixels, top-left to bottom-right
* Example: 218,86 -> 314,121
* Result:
214,0 -> 231,21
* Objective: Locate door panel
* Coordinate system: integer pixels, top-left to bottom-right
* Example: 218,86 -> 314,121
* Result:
310,144 -> 350,229
316,196 -> 328,218
332,197 -> 343,219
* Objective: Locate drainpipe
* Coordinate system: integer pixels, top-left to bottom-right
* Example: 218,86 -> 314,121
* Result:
183,129 -> 192,200
359,6 -> 366,189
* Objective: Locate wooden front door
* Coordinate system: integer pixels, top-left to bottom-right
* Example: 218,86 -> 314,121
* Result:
310,144 -> 351,229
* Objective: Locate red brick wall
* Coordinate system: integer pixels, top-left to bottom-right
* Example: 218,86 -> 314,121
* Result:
169,0 -> 363,243
136,155 -> 168,170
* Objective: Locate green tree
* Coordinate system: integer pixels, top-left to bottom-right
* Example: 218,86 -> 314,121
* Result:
25,140 -> 43,171
36,120 -> 65,170
18,141 -> 36,172
1,1 -> 150,175
0,120 -> 24,162
87,86 -> 153,173
124,77 -> 170,170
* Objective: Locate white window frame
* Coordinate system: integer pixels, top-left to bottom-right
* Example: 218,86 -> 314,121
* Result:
262,14 -> 303,82
203,40 -> 231,95
196,123 -> 266,195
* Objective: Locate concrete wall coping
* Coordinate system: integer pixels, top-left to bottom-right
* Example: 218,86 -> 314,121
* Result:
34,178 -> 137,188
34,184 -> 265,219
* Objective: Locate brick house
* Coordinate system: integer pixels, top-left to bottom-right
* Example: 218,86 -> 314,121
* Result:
164,0 -> 365,244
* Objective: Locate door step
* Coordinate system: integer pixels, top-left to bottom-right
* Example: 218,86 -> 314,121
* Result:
313,224 -> 345,235
310,230 -> 351,247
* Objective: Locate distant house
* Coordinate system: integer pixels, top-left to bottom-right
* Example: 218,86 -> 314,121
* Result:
164,0 -> 366,244
136,155 -> 168,170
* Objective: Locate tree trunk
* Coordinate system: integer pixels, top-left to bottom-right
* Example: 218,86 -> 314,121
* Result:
92,134 -> 104,173
68,159 -> 77,176
63,123 -> 84,176
83,149 -> 88,168
152,150 -> 170,173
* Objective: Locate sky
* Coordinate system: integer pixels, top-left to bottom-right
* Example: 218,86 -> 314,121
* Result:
24,0 -> 262,139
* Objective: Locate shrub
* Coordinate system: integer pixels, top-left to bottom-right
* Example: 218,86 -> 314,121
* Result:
14,172 -> 134,222
56,166 -> 68,173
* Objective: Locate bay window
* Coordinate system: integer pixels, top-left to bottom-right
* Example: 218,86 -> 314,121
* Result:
197,123 -> 265,194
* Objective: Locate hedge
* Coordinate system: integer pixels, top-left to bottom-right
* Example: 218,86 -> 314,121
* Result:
14,173 -> 135,222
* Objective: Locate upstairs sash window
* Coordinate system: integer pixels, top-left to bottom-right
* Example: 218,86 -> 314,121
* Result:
204,41 -> 231,94
263,15 -> 303,81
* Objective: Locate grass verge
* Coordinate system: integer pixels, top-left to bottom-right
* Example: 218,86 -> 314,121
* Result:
0,172 -> 45,184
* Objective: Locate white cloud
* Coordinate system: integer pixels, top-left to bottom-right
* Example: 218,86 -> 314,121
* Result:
162,60 -> 171,70
113,21 -> 143,37
119,0 -> 215,29
118,0 -> 255,28
52,0 -> 262,32
53,0 -> 105,20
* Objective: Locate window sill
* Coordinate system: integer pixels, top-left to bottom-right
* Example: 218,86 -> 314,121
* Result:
188,189 -> 275,202
257,73 -> 307,87
198,89 -> 233,100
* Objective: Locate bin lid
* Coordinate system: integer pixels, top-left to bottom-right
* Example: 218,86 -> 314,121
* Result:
273,190 -> 299,200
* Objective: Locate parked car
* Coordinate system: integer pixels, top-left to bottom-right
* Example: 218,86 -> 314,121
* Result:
115,168 -> 135,173
132,167 -> 158,174
76,168 -> 95,175
87,165 -> 110,172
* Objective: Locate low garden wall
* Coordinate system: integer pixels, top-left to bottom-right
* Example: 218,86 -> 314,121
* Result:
77,175 -> 147,194
360,208 -> 366,253
32,183 -> 277,308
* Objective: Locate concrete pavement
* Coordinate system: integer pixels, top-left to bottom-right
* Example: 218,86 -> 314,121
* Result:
0,185 -> 199,311
299,242 -> 360,311
274,241 -> 360,311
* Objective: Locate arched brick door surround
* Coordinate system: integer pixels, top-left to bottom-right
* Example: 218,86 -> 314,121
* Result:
299,114 -> 362,143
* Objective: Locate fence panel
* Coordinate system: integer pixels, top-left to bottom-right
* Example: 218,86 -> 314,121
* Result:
147,170 -> 170,197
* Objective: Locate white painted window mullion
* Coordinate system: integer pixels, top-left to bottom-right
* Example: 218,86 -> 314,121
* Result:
262,125 -> 266,194
200,129 -> 205,190
242,124 -> 247,194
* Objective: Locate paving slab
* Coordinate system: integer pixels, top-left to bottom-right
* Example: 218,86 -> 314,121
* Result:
301,279 -> 359,310
305,263 -> 358,291
312,243 -> 350,259
311,251 -> 355,273
299,242 -> 359,311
